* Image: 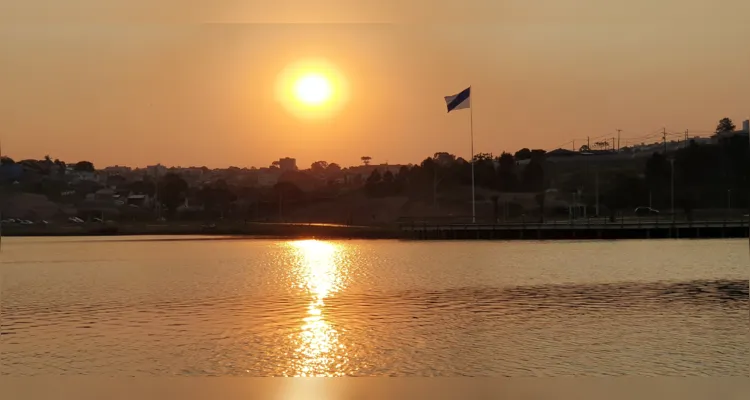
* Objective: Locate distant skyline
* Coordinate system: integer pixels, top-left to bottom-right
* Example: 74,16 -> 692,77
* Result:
2,1 -> 749,168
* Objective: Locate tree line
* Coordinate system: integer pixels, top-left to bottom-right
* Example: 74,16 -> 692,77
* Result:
3,118 -> 747,221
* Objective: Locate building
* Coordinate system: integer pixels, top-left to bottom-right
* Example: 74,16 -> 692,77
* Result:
126,193 -> 152,208
69,170 -> 101,184
145,164 -> 168,178
103,166 -> 132,175
278,158 -> 297,172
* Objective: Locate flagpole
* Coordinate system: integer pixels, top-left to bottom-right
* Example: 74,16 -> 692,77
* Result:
0,138 -> 3,251
469,87 -> 475,223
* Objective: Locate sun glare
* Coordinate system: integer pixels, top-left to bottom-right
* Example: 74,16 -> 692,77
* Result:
294,74 -> 332,105
275,58 -> 349,120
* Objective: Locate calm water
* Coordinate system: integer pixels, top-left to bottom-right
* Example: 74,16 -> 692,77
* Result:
0,236 -> 747,377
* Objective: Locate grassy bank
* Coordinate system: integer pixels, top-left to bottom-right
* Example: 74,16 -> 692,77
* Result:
0,222 -> 402,240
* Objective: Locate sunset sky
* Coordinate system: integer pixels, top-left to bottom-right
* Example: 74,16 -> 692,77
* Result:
1,1 -> 749,169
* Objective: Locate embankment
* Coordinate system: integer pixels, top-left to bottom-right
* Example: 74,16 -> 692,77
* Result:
0,222 -> 401,240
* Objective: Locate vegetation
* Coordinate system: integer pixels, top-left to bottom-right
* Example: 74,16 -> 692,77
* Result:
2,118 -> 748,223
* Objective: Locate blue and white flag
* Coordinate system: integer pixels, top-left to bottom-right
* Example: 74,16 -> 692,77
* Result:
444,87 -> 471,112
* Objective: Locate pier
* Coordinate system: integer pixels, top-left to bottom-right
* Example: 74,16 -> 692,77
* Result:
399,219 -> 750,240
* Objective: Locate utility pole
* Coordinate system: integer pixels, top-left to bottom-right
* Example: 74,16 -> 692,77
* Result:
617,129 -> 622,151
662,128 -> 667,154
0,139 -> 3,251
587,136 -> 590,149
573,140 -> 575,151
612,137 -> 615,152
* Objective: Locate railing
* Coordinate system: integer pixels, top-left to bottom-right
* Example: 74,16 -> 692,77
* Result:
399,217 -> 750,231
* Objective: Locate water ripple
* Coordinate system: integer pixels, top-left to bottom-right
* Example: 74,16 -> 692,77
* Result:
1,279 -> 746,377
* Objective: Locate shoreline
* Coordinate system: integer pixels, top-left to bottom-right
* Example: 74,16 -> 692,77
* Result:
1,220 -> 748,241
0,223 -> 403,240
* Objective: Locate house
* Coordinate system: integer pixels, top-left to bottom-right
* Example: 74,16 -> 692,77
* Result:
70,170 -> 101,184
126,193 -> 152,208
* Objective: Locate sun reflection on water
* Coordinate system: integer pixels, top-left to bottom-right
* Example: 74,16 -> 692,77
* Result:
285,240 -> 350,377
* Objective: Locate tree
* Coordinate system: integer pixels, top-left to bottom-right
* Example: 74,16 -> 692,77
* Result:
310,161 -> 329,176
433,152 -> 456,166
361,156 -> 372,166
522,158 -> 545,191
473,153 -> 494,162
206,179 -> 237,217
716,117 -> 736,133
273,181 -> 304,218
74,161 -> 95,172
514,148 -> 532,161
395,165 -> 410,192
496,152 -> 518,191
472,154 -> 497,189
1,156 -> 15,165
594,141 -> 610,150
530,149 -> 547,159
366,169 -> 382,184
53,159 -> 66,176
325,163 -> 342,177
645,152 -> 670,207
197,186 -> 217,215
602,173 -> 646,217
365,169 -> 382,196
159,173 -> 189,215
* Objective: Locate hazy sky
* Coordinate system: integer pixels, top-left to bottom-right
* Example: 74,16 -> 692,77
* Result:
1,1 -> 749,168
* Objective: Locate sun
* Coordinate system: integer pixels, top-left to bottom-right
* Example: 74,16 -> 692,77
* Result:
275,58 -> 349,120
294,74 -> 332,106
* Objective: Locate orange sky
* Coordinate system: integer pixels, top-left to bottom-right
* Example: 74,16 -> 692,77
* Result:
1,1 -> 749,169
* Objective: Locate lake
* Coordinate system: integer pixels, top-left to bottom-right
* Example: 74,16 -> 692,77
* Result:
0,236 -> 747,377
